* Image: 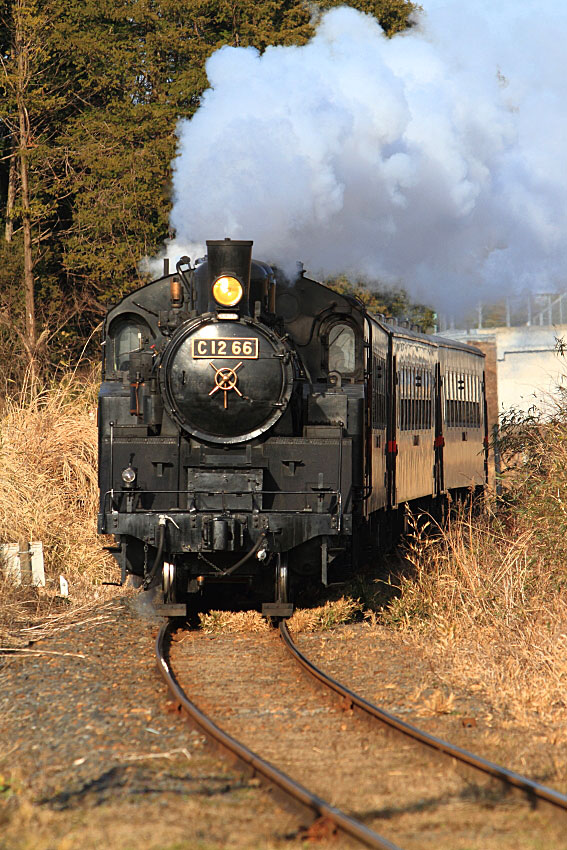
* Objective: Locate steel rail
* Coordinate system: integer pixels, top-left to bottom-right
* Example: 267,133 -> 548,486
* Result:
279,620 -> 567,813
155,620 -> 403,850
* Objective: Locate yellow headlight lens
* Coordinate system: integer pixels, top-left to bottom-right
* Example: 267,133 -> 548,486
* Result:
212,275 -> 243,307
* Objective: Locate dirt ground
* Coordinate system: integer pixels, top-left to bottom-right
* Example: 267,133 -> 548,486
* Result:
1,597 -> 566,850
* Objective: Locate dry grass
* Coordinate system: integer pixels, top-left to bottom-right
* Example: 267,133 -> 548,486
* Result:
382,414 -> 567,729
0,370 -> 118,644
287,597 -> 363,633
198,610 -> 271,634
415,688 -> 457,717
198,597 -> 363,635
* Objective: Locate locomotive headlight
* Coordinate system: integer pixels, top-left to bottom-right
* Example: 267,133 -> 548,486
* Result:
121,466 -> 136,486
212,275 -> 243,307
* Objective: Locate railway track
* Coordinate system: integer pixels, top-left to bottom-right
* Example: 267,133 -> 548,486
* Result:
278,620 -> 567,814
156,619 -> 567,848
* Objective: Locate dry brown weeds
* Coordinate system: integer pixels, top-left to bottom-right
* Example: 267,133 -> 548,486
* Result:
0,370 -> 118,643
198,610 -> 271,634
288,597 -> 363,633
198,597 -> 363,635
384,484 -> 567,730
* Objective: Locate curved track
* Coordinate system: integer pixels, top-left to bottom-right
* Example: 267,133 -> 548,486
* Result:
279,620 -> 567,814
157,618 -> 567,849
156,619 -> 402,850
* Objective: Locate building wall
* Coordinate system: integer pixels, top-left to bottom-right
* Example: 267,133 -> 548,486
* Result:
439,324 -> 567,417
467,339 -> 498,429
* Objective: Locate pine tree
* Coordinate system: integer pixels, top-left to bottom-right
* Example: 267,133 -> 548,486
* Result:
0,0 -> 68,378
318,0 -> 418,36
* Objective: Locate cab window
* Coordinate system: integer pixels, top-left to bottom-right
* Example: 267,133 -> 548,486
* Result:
328,323 -> 356,375
109,317 -> 150,372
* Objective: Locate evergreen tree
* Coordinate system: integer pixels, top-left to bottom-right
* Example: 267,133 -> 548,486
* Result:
327,274 -> 435,333
0,0 -> 420,376
0,0 -> 66,376
318,0 -> 418,36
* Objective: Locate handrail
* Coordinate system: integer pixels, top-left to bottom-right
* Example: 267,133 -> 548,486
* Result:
103,487 -> 342,515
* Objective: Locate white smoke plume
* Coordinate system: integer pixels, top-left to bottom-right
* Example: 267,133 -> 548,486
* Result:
161,1 -> 567,312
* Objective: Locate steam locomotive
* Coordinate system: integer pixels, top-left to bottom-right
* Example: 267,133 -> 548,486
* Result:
98,239 -> 487,616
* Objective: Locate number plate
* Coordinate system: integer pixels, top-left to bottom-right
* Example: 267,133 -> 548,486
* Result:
191,337 -> 259,359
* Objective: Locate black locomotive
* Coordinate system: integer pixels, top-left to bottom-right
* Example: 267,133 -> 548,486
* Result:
98,238 -> 487,616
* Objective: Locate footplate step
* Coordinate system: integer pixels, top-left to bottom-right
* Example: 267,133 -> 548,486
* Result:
262,602 -> 294,619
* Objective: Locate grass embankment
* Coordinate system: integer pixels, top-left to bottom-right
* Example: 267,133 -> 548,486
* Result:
386,417 -> 567,729
0,372 -> 117,643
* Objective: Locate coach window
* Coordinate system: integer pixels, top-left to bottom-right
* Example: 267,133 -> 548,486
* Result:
399,366 -> 433,430
328,323 -> 356,375
445,370 -> 481,428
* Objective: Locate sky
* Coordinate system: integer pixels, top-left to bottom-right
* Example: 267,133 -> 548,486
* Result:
156,1 -> 567,314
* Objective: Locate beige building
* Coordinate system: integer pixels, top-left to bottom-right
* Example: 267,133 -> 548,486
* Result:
440,322 -> 567,418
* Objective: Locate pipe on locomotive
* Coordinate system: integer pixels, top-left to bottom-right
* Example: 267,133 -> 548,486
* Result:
217,533 -> 267,577
143,518 -> 167,590
142,514 -> 181,590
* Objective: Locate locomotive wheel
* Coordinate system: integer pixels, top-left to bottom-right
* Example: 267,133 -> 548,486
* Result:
162,560 -> 177,604
275,553 -> 289,603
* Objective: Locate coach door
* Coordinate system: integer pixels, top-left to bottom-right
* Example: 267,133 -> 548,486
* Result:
393,335 -> 438,504
365,318 -> 389,515
434,362 -> 444,495
439,346 -> 486,490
